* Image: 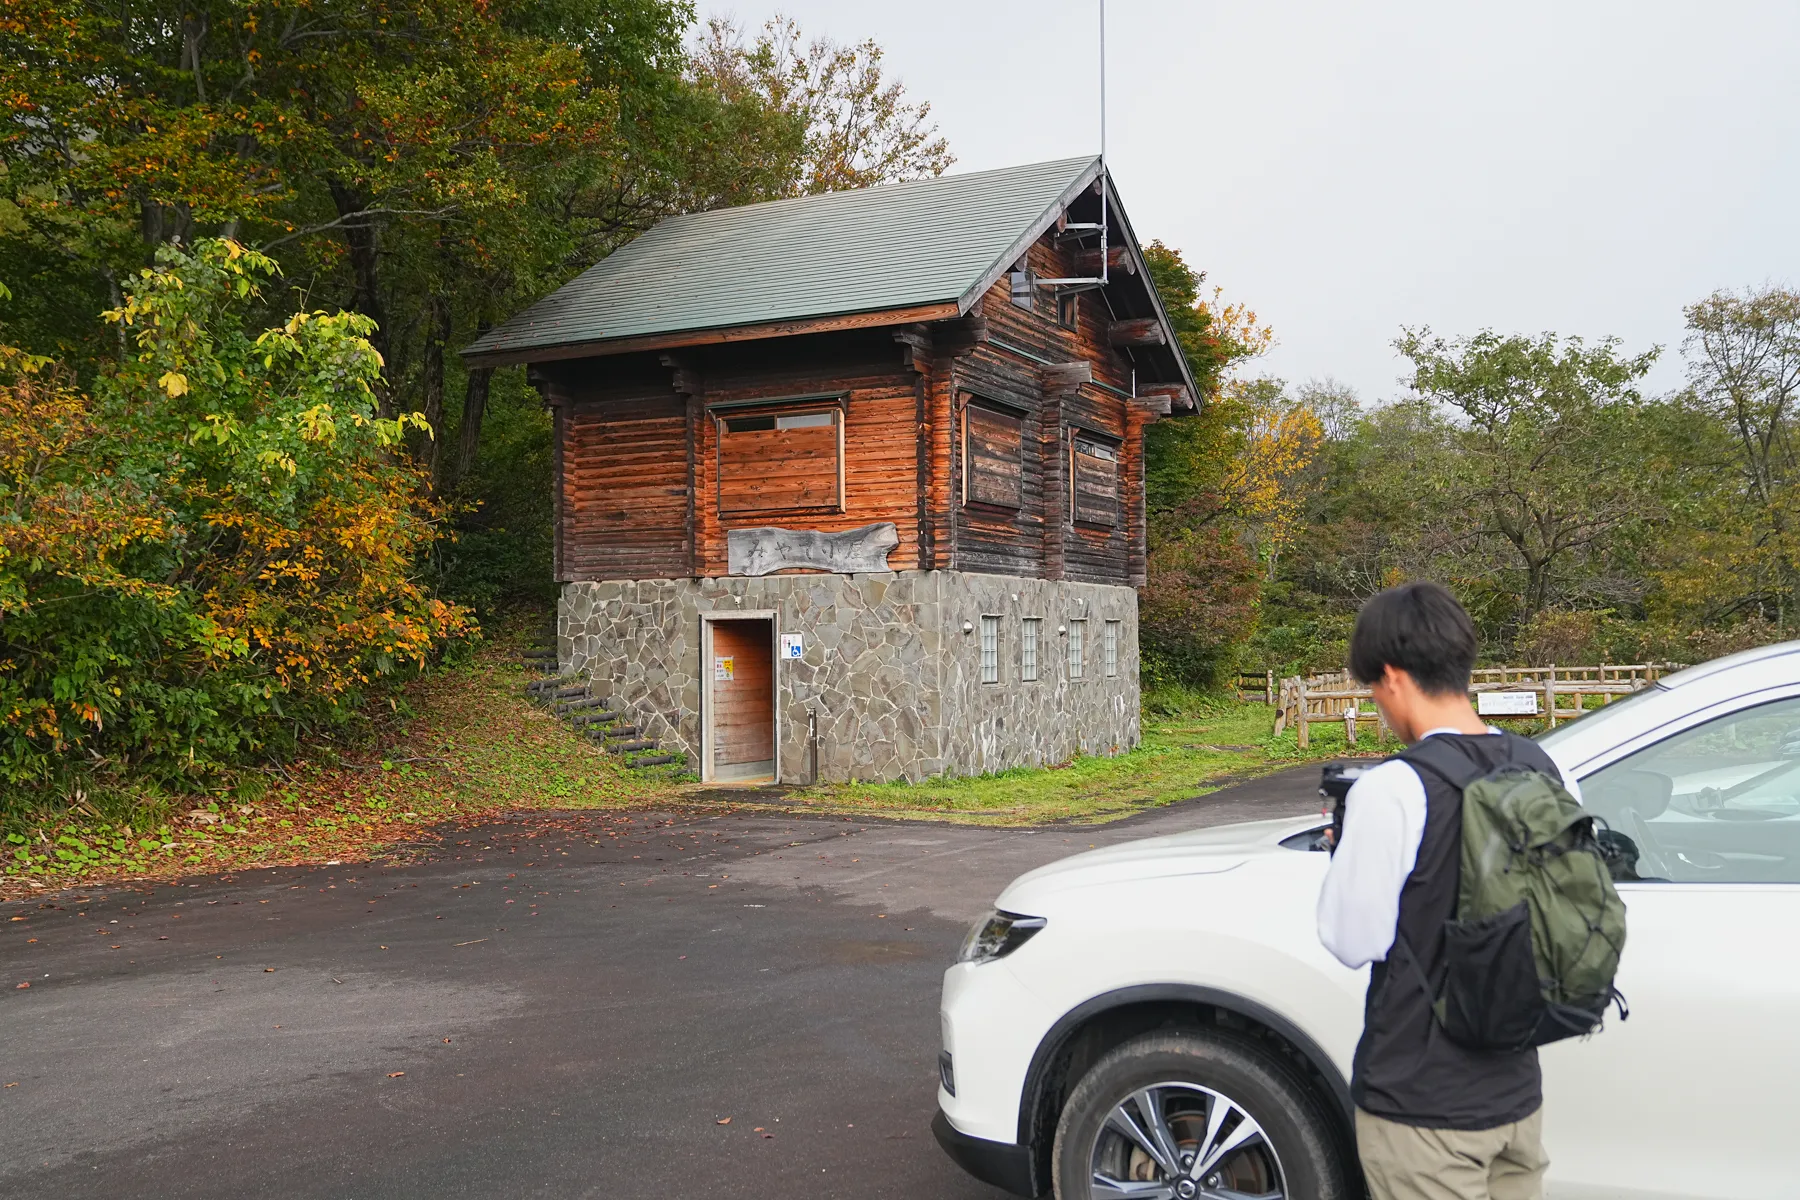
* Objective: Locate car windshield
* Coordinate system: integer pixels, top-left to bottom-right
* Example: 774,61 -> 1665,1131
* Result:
1535,682 -> 1670,751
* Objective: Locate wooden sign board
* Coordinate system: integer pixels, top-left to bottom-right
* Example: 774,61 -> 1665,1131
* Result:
1477,690 -> 1540,716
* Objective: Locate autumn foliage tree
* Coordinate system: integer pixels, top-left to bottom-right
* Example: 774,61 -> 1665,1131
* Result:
0,240 -> 468,798
1140,242 -> 1318,688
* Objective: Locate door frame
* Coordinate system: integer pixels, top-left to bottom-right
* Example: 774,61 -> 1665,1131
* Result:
699,610 -> 781,785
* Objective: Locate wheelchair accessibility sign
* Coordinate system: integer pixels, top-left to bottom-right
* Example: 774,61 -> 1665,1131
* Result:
780,633 -> 804,660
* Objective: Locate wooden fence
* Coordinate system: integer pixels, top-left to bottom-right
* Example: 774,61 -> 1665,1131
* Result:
1270,663 -> 1684,750
1232,671 -> 1276,704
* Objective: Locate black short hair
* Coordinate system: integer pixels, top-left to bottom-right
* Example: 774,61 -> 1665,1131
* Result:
1347,581 -> 1477,695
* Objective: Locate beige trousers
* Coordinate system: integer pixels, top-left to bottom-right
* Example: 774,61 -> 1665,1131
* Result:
1354,1107 -> 1548,1200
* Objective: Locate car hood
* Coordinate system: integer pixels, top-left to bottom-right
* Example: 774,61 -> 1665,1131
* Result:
996,815 -> 1325,909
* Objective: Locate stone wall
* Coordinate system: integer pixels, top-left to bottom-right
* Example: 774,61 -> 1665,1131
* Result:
557,570 -> 1138,783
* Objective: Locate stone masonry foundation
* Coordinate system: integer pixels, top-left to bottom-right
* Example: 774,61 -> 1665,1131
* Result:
557,569 -> 1139,783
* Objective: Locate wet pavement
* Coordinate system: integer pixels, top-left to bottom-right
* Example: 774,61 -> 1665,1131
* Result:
0,767 -> 1320,1199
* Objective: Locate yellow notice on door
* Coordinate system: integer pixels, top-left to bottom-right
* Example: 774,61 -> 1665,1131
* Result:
714,656 -> 735,681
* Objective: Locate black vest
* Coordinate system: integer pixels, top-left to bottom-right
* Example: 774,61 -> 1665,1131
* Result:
1349,731 -> 1554,1129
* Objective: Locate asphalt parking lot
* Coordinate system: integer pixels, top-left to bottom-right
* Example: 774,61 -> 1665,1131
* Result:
0,768 -> 1319,1199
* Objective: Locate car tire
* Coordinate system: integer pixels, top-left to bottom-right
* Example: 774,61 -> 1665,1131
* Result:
1051,1029 -> 1352,1200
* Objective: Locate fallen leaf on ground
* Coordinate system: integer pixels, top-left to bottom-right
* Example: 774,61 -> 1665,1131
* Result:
14,982 -> 27,989
264,967 -> 276,973
387,1072 -> 405,1078
716,1117 -> 731,1125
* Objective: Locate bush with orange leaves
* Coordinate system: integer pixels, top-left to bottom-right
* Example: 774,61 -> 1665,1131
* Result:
0,240 -> 471,799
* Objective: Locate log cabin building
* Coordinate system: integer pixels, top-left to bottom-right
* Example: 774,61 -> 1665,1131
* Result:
464,157 -> 1197,783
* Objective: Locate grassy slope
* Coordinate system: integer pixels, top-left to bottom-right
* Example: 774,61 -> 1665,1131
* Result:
3,624 -> 681,894
772,701 -> 1375,825
6,622 -> 1369,892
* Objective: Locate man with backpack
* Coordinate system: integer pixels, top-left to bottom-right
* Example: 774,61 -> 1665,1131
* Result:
1316,582 -> 1626,1200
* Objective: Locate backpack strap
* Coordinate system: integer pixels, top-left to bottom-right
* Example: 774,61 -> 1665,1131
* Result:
1395,734 -> 1488,793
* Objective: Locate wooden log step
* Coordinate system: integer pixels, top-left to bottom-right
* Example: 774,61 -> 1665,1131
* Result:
586,724 -> 639,739
628,754 -> 678,768
537,685 -> 587,703
606,739 -> 656,754
556,696 -> 611,714
569,710 -> 623,727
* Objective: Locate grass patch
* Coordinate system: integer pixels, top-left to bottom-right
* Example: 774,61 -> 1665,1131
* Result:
2,613 -> 679,895
778,698 -> 1384,826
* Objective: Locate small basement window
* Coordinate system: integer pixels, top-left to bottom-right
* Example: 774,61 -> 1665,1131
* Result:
963,399 -> 1025,509
1021,618 -> 1041,683
717,404 -> 843,514
1070,433 -> 1120,528
1104,620 -> 1120,678
980,615 -> 1001,684
1068,619 -> 1086,680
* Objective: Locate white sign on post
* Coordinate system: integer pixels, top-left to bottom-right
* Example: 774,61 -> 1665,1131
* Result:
780,633 -> 804,660
1477,690 -> 1540,716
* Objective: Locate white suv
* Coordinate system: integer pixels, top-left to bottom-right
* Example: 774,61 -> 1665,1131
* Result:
935,643 -> 1800,1200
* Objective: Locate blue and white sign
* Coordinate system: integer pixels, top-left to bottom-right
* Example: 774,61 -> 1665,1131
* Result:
780,633 -> 804,660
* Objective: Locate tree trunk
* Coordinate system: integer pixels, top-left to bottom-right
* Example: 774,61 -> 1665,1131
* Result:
414,294 -> 450,480
328,179 -> 394,417
455,365 -> 493,488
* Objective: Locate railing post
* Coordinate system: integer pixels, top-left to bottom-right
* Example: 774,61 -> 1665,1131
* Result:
1298,683 -> 1310,749
1344,705 -> 1358,747
1266,669 -> 1274,706
1545,663 -> 1558,729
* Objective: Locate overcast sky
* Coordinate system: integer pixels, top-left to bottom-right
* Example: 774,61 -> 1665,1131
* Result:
703,1 -> 1800,404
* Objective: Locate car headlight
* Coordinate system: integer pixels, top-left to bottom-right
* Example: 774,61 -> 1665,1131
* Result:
957,908 -> 1047,964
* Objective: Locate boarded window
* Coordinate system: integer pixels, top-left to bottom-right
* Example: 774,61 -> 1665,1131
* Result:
1056,291 -> 1079,330
1021,618 -> 1041,683
1070,434 -> 1119,527
717,405 -> 842,514
1105,620 -> 1120,678
980,615 -> 1001,684
963,401 -> 1025,509
1068,619 -> 1086,680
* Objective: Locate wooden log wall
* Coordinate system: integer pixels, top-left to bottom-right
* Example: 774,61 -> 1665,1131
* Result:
692,335 -> 923,575
948,235 -> 1142,586
538,227 -> 1160,587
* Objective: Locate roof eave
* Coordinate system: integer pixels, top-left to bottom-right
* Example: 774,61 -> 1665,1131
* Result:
459,299 -> 964,368
1099,172 -> 1205,410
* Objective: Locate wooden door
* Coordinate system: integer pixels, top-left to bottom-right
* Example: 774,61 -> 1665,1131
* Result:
708,619 -> 775,783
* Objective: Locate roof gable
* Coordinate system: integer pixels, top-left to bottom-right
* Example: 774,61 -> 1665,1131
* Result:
464,157 -> 1101,364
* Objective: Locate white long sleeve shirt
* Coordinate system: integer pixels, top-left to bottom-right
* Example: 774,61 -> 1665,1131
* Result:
1315,728 -> 1581,970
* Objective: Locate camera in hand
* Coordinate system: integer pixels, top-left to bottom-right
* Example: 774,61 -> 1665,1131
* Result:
1319,762 -> 1373,854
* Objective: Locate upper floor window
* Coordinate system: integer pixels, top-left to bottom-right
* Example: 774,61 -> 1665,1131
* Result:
963,398 -> 1025,510
1070,433 -> 1120,528
1056,291 -> 1079,331
716,403 -> 843,515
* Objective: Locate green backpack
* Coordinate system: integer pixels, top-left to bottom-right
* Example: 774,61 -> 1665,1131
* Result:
1398,738 -> 1630,1052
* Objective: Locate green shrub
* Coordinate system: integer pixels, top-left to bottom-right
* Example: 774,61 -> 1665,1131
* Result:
0,240 -> 471,805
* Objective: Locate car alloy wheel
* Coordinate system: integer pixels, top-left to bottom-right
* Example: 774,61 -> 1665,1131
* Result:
1051,1031 -> 1350,1200
1089,1081 -> 1284,1198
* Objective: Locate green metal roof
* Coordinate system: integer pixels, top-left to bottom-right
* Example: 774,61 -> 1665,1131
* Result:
463,156 -> 1101,363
